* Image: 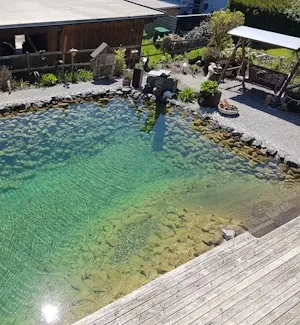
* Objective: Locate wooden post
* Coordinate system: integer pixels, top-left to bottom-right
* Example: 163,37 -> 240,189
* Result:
241,38 -> 246,89
278,57 -> 300,97
218,37 -> 241,84
62,35 -> 67,63
26,52 -> 30,79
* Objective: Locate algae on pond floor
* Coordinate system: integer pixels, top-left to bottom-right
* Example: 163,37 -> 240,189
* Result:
1,98 -> 300,325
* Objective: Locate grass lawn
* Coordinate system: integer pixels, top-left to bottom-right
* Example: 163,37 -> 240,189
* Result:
141,38 -> 164,67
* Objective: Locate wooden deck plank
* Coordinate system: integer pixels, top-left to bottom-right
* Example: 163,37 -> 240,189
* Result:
222,275 -> 300,325
270,301 -> 300,325
285,313 -> 300,325
140,232 -> 300,325
185,252 -> 300,324
109,226 -> 300,325
73,216 -> 300,325
73,232 -> 255,325
190,256 -> 300,325
240,284 -> 300,325
255,294 -> 300,325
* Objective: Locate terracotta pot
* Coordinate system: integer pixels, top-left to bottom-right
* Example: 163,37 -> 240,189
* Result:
198,91 -> 222,107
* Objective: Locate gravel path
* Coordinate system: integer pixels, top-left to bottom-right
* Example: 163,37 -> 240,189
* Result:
0,74 -> 300,165
0,79 -> 123,108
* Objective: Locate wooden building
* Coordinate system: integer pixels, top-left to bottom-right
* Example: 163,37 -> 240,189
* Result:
0,0 -> 164,55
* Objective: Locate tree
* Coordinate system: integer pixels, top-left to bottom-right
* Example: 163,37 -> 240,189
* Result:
208,10 -> 245,50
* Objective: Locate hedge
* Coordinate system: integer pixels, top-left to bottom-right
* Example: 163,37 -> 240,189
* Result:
229,0 -> 300,37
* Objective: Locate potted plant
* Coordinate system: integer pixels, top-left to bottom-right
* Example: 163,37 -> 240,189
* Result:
122,72 -> 132,86
198,80 -> 221,107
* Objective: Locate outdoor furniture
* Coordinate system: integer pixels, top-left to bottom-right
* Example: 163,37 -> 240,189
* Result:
248,64 -> 288,93
219,26 -> 300,98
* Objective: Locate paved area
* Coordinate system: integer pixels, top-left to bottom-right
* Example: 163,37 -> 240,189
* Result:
74,215 -> 300,325
0,0 -> 163,29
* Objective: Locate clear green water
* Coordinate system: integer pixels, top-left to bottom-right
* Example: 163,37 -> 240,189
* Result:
0,99 -> 299,325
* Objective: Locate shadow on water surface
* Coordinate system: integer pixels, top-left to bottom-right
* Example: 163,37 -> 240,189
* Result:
152,101 -> 167,152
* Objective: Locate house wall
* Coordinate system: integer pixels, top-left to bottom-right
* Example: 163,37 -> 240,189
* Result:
201,0 -> 229,13
0,18 -> 152,53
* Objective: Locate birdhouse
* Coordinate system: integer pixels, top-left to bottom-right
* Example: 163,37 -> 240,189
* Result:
90,42 -> 115,80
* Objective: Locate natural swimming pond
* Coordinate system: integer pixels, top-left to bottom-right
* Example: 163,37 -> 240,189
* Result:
1,98 -> 300,324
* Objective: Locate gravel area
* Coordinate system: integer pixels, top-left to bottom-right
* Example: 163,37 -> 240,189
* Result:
177,74 -> 300,165
1,74 -> 300,165
0,79 -> 123,108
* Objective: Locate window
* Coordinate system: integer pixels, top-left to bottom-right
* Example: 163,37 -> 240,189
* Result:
203,3 -> 209,11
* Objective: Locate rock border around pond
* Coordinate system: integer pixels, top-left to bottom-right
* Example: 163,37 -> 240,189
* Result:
0,86 -> 300,182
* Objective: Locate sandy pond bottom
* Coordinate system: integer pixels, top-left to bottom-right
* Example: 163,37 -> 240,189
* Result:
1,99 -> 300,325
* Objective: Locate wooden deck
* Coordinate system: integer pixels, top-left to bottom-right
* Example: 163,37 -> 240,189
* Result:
74,215 -> 300,325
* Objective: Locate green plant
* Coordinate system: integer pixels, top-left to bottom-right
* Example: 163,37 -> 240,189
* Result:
208,10 -> 245,50
0,66 -> 12,91
187,47 -> 207,64
123,72 -> 133,80
174,54 -> 184,61
11,78 -> 30,90
77,69 -> 93,82
114,47 -> 126,77
200,80 -> 219,97
178,87 -> 195,102
203,47 -> 221,63
159,53 -> 172,65
41,73 -> 57,86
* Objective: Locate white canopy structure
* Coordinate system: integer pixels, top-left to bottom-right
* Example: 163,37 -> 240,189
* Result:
219,26 -> 300,97
228,26 -> 300,51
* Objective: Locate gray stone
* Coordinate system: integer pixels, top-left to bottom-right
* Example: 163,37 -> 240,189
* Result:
267,147 -> 277,156
241,134 -> 254,143
121,87 -> 132,95
222,228 -> 236,241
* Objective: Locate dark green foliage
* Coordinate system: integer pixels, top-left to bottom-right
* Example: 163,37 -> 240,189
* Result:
229,0 -> 300,36
200,80 -> 219,97
187,47 -> 207,64
178,87 -> 195,102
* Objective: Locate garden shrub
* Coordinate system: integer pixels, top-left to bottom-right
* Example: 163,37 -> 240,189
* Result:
41,73 -> 58,87
178,87 -> 195,102
187,47 -> 207,64
200,80 -> 219,96
0,66 -> 12,92
203,47 -> 221,63
77,69 -> 94,82
184,20 -> 211,47
229,0 -> 300,36
114,48 -> 126,77
208,10 -> 245,50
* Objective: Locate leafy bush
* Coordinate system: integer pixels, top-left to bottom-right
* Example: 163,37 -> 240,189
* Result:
77,69 -> 93,82
203,47 -> 221,63
0,66 -> 12,91
11,78 -> 30,90
184,20 -> 211,47
179,87 -> 195,102
229,0 -> 299,36
41,73 -> 58,87
208,10 -> 245,50
114,48 -> 126,77
174,54 -> 184,61
159,53 -> 172,65
187,47 -> 207,64
200,80 -> 219,97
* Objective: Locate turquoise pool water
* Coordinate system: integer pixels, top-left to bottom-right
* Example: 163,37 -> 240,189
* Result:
0,99 -> 298,325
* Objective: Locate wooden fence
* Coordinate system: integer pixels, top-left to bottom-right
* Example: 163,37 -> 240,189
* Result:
0,39 -> 205,77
